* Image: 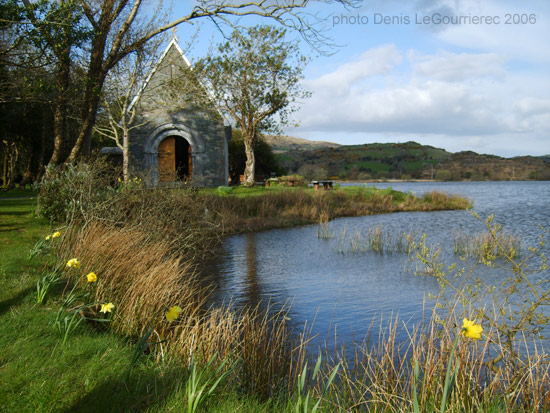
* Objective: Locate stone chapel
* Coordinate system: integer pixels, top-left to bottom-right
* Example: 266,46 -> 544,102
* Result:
120,35 -> 231,187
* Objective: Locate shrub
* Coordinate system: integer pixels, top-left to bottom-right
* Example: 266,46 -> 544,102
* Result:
276,174 -> 307,187
37,158 -> 120,223
435,169 -> 452,181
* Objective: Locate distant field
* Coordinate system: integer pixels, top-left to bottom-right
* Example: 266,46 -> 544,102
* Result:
273,139 -> 550,181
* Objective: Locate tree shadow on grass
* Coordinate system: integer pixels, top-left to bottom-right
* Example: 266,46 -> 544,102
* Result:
61,369 -> 180,413
0,286 -> 35,316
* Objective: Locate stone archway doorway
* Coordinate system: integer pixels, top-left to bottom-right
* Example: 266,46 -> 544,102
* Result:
158,136 -> 192,182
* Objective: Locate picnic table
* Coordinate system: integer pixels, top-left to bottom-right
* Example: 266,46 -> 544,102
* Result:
311,180 -> 334,190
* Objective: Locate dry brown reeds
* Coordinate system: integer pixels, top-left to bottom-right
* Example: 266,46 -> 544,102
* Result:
322,312 -> 549,412
420,191 -> 472,211
205,189 -> 470,235
58,221 -> 300,398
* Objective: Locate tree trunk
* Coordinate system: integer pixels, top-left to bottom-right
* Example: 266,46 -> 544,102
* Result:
66,100 -> 97,162
36,110 -> 49,181
123,129 -> 129,183
66,67 -> 106,163
66,74 -> 102,163
243,134 -> 255,186
48,51 -> 71,166
20,156 -> 33,185
66,3 -> 112,162
2,151 -> 7,187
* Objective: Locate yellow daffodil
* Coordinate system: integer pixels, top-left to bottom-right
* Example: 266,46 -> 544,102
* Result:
66,258 -> 81,269
462,318 -> 483,340
100,303 -> 115,313
86,272 -> 97,283
46,231 -> 61,241
166,305 -> 182,323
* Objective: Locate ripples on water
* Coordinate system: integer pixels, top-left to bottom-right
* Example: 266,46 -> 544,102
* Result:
201,181 -> 550,351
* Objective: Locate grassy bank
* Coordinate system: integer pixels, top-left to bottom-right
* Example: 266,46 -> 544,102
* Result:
202,186 -> 470,233
0,196 -> 161,410
0,195 -> 279,411
2,163 -> 547,411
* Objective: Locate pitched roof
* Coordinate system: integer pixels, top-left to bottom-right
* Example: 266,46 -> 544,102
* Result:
129,35 -> 230,126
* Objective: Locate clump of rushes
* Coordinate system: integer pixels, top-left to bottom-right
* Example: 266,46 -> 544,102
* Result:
413,318 -> 483,413
453,227 -> 522,259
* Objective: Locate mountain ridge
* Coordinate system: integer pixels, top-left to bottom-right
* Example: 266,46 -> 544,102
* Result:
266,136 -> 550,181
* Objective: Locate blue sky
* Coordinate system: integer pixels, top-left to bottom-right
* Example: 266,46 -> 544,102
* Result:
171,0 -> 550,157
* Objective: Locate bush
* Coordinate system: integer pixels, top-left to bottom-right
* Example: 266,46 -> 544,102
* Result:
37,158 -> 121,223
276,174 -> 307,187
434,169 -> 452,181
37,159 -> 218,258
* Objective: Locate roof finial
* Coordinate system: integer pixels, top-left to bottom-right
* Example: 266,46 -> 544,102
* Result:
171,26 -> 178,41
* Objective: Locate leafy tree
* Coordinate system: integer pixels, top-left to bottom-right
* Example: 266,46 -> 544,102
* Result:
20,0 -> 92,166
17,0 -> 355,167
196,25 -> 309,186
2,0 -> 356,185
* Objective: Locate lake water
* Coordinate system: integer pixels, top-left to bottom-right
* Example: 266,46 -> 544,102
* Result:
202,181 -> 550,351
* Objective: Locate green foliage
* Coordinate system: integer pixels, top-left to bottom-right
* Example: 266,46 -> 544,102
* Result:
281,141 -> 450,180
37,158 -> 121,223
197,25 -> 308,184
435,169 -> 453,181
228,129 -> 285,183
279,140 -> 550,181
36,271 -> 61,304
216,186 -> 233,196
294,355 -> 339,413
185,357 -> 234,413
407,213 -> 549,378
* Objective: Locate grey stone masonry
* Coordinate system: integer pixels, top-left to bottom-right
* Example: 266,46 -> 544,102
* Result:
126,37 -> 229,187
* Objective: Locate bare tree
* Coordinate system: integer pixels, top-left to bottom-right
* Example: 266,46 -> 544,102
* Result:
18,0 -> 358,167
94,36 -> 165,182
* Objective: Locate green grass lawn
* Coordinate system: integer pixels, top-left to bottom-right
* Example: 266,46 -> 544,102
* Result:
0,196 -> 171,411
0,194 -> 276,412
0,187 -> 37,198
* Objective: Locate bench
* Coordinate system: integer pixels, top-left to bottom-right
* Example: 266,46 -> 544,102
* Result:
312,180 -> 334,191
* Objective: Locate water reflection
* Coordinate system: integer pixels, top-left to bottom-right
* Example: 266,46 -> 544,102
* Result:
244,232 -> 261,307
200,181 -> 550,351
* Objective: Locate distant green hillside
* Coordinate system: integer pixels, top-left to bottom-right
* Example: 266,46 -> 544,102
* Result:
263,134 -> 341,153
275,141 -> 550,181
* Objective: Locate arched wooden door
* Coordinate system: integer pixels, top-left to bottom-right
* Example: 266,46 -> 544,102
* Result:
158,136 -> 192,182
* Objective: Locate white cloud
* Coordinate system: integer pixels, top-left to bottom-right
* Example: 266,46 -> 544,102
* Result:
427,0 -> 550,63
410,51 -> 507,82
304,44 -> 402,95
289,44 -> 550,156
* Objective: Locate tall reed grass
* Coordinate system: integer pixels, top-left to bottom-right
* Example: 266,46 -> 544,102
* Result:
320,311 -> 549,412
336,225 -> 417,255
205,188 -> 470,235
453,229 -> 522,259
58,221 -> 301,398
